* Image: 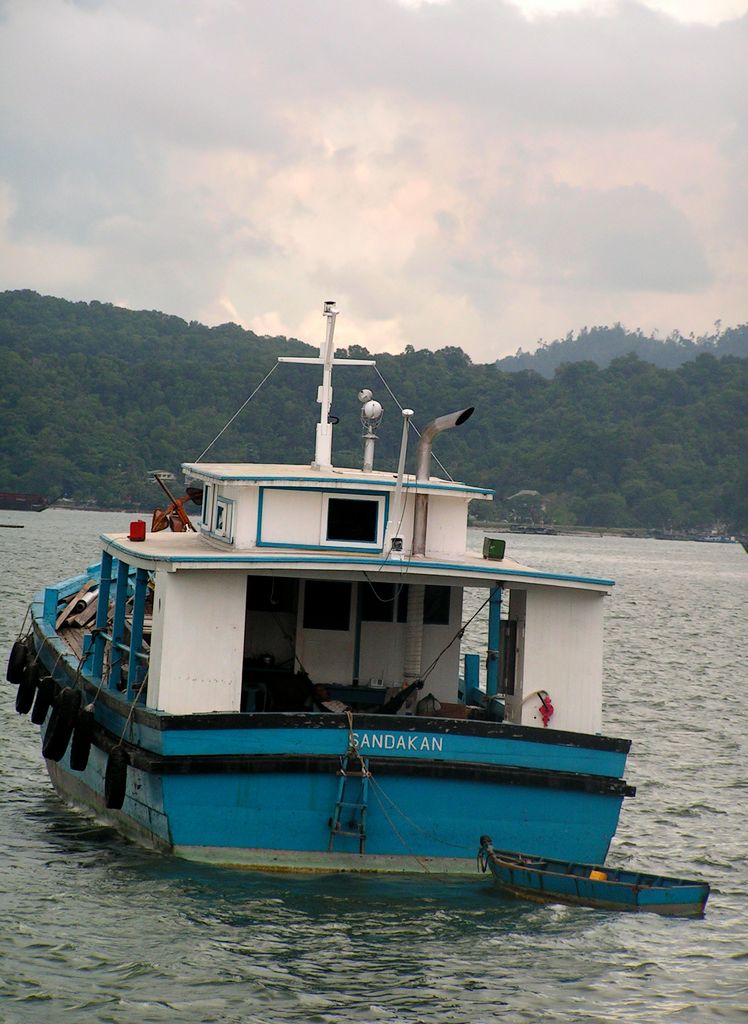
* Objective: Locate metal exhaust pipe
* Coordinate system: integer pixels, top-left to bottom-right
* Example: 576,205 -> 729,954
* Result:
412,406 -> 474,555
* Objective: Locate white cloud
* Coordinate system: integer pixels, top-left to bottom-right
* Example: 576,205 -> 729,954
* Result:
0,0 -> 746,360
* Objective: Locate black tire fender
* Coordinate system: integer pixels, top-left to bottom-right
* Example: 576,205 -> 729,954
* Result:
30,674 -> 56,725
7,639 -> 30,685
42,687 -> 82,762
15,661 -> 39,715
69,703 -> 95,772
104,747 -> 128,810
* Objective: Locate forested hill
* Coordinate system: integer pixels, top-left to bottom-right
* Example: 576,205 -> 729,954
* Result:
496,322 -> 748,377
1,289 -> 747,532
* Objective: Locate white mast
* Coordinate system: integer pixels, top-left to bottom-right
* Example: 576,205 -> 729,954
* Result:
315,300 -> 338,469
278,300 -> 376,469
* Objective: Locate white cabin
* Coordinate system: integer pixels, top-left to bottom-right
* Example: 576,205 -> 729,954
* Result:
102,459 -> 610,735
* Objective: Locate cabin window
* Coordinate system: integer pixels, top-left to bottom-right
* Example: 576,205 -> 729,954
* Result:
360,581 -> 408,623
303,580 -> 352,630
201,484 -> 214,528
424,585 -> 451,625
214,497 -> 234,540
360,583 -> 449,624
322,494 -> 385,548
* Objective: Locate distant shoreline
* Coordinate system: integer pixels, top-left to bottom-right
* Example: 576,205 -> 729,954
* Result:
471,522 -> 742,543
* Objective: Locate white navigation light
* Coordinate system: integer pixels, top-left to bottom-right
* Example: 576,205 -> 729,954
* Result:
360,389 -> 383,471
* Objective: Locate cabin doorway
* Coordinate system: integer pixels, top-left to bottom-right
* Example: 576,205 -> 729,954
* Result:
244,575 -> 298,669
296,579 -> 356,686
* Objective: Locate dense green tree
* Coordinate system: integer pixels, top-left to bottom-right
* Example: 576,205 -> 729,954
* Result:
1,290 -> 747,532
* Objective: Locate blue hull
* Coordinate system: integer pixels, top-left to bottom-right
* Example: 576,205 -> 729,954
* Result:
44,732 -> 629,872
34,681 -> 633,875
24,581 -> 635,875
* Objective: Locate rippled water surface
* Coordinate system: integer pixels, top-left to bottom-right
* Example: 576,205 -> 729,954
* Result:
1,512 -> 747,1023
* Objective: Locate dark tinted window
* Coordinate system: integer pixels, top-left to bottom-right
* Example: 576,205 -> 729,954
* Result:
303,580 -> 352,630
424,585 -> 451,625
361,582 -> 407,622
327,498 -> 378,543
361,584 -> 448,624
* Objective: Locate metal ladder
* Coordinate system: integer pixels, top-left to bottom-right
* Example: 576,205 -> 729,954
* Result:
328,753 -> 370,854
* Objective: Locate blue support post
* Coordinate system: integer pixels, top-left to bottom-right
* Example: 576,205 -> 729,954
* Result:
43,588 -> 58,625
91,552 -> 113,681
486,583 -> 502,697
464,653 -> 480,704
126,568 -> 149,699
109,559 -> 130,690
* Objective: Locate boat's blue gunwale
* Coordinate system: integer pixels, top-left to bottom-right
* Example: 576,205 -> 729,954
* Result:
79,724 -> 634,796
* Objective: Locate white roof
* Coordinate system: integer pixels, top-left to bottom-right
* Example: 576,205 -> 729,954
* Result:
182,462 -> 493,498
101,530 -> 613,593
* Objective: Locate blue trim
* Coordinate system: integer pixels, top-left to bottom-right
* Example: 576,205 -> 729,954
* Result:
209,495 -> 235,543
182,464 -> 493,496
256,540 -> 387,553
102,537 -> 615,588
255,486 -> 265,547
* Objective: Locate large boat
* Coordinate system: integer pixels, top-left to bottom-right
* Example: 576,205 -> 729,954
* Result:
0,490 -> 53,512
7,302 -> 634,874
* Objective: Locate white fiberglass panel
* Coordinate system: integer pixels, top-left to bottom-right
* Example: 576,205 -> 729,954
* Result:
423,496 -> 469,557
148,570 -> 246,713
516,587 -> 604,734
258,489 -> 321,547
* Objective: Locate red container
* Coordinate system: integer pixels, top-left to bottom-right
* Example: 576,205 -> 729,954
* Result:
128,519 -> 146,542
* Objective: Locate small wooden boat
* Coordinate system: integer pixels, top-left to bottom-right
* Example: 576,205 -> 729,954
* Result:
478,836 -> 710,916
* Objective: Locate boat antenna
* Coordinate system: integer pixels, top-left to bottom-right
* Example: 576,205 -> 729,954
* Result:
277,301 -> 376,469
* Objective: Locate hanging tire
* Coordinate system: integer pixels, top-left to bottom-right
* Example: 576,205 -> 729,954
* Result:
30,675 -> 56,725
15,662 -> 39,715
104,747 -> 128,809
7,639 -> 29,685
69,704 -> 95,772
42,687 -> 82,762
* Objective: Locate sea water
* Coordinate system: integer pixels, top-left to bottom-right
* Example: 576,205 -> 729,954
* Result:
1,512 -> 746,1023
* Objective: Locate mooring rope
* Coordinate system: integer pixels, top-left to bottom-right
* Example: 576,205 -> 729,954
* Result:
373,366 -> 454,482
419,591 -> 492,683
193,360 -> 280,463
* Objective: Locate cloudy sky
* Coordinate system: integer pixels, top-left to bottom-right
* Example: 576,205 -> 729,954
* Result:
1,0 -> 746,360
